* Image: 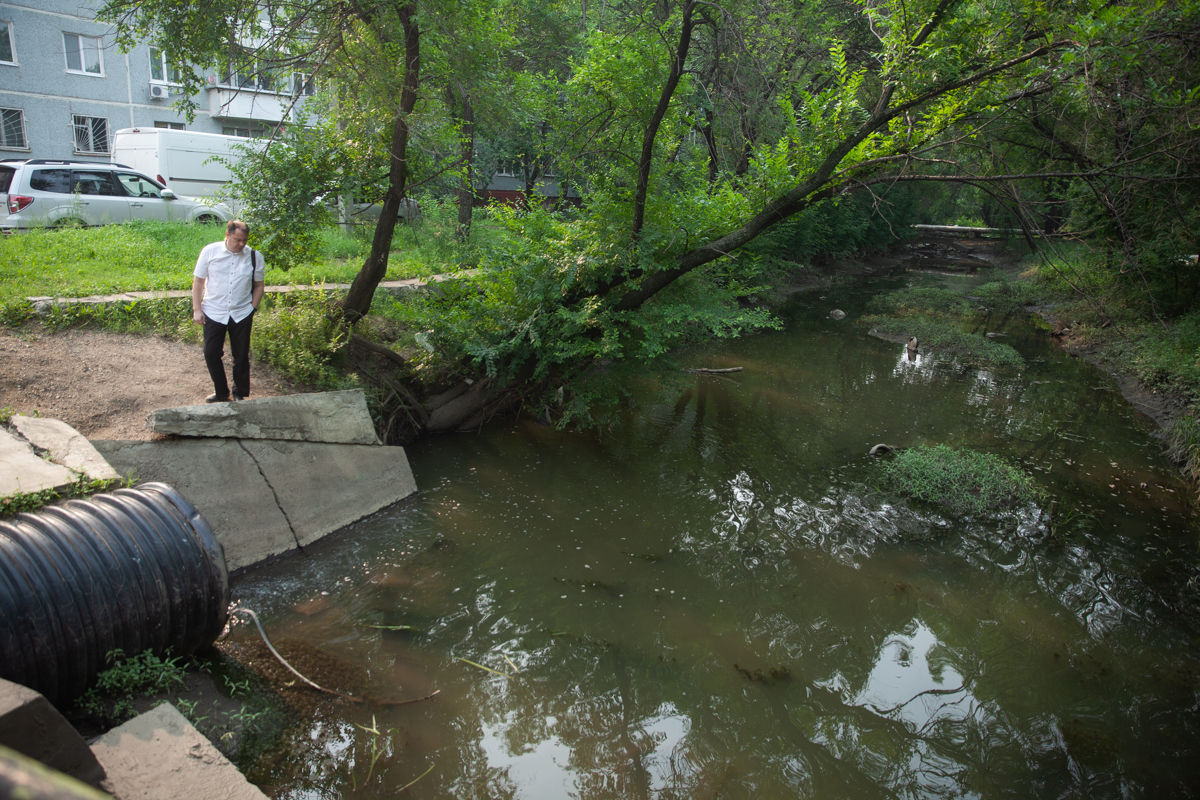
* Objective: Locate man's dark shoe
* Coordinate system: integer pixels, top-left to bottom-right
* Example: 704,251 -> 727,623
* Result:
232,391 -> 245,401
205,392 -> 231,403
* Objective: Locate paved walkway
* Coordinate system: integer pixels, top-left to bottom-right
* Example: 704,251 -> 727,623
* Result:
26,270 -> 476,312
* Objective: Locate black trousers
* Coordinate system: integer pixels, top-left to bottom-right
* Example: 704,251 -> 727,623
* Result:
203,312 -> 254,398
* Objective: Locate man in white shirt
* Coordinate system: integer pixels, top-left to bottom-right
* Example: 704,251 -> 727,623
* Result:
191,220 -> 266,402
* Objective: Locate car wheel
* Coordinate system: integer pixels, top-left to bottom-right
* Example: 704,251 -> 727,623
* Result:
195,215 -> 220,225
52,218 -> 85,229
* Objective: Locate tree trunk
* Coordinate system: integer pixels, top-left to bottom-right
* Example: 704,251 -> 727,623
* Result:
703,108 -> 718,183
631,0 -> 697,238
340,3 -> 419,321
456,87 -> 475,241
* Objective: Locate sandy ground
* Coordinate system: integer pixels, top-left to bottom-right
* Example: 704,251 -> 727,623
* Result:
0,327 -> 305,440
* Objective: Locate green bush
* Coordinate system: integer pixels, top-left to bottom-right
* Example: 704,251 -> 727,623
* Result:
251,289 -> 350,388
879,445 -> 1040,516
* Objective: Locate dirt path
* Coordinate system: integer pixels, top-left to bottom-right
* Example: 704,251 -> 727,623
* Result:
0,327 -> 307,440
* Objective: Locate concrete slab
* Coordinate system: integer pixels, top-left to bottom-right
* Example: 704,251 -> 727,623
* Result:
242,439 -> 418,547
91,703 -> 267,800
147,389 -> 381,445
0,678 -> 105,787
9,416 -> 119,481
0,427 -> 79,497
92,439 -> 296,571
92,438 -> 418,570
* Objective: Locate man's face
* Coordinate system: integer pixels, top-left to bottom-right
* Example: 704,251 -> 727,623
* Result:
225,228 -> 249,253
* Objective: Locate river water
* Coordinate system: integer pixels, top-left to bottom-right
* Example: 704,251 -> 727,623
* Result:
231,271 -> 1200,799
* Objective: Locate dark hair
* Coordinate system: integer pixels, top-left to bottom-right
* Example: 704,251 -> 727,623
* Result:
226,219 -> 249,236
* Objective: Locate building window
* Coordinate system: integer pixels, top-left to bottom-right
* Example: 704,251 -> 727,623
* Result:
0,23 -> 15,65
221,48 -> 281,92
72,115 -> 109,154
0,108 -> 27,148
154,121 -> 185,130
64,33 -> 103,75
290,72 -> 315,97
149,46 -> 180,83
221,126 -> 273,138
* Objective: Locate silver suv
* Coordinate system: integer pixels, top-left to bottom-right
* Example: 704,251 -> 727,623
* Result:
0,159 -> 231,232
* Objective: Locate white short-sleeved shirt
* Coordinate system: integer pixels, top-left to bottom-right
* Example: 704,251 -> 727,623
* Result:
194,241 -> 266,324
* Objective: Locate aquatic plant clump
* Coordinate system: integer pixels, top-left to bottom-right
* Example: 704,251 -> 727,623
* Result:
879,445 -> 1040,516
865,287 -> 968,316
865,316 -> 1025,371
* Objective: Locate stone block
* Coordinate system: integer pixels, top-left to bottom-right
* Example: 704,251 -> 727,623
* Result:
0,428 -> 78,497
147,390 -> 381,445
91,703 -> 267,800
241,440 -> 418,547
10,416 -> 119,482
0,679 -> 105,787
92,439 -> 296,571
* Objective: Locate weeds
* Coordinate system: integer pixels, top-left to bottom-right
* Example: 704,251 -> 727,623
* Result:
0,474 -> 130,518
879,444 -> 1041,516
251,289 -> 352,388
76,649 -> 187,722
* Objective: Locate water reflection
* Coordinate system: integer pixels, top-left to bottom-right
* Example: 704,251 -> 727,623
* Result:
232,278 -> 1200,798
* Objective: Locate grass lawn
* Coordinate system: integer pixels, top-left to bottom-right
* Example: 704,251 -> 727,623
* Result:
0,219 -> 481,315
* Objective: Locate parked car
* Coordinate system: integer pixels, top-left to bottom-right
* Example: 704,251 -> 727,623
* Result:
0,158 -> 231,232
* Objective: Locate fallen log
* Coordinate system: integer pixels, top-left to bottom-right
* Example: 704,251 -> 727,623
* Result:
684,367 -> 744,374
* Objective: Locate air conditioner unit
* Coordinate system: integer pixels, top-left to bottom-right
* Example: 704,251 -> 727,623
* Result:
149,83 -> 168,99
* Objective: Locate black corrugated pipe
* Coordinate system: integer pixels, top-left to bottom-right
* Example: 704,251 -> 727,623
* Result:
0,482 -> 229,706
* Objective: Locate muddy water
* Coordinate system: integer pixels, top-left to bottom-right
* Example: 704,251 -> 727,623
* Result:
231,273 -> 1200,799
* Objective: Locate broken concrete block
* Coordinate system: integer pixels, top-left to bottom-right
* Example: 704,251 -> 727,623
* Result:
91,703 -> 268,800
92,438 -> 418,571
9,416 -> 119,482
146,389 -> 381,445
0,679 -> 106,787
0,428 -> 79,497
92,439 -> 296,571
241,439 -> 418,547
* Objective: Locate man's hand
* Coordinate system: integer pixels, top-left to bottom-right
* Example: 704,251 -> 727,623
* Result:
191,276 -> 206,325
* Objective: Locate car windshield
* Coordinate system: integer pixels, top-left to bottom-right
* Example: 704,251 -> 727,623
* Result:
115,172 -> 163,199
0,168 -> 12,193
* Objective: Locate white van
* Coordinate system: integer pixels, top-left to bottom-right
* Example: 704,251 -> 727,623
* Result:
110,128 -> 262,202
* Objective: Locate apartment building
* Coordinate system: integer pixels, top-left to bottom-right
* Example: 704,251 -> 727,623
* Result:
0,0 -> 312,162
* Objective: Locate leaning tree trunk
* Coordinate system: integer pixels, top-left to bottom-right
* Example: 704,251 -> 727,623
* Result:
341,3 -> 419,322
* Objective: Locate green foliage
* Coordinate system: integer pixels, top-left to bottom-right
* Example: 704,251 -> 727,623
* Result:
41,297 -> 199,340
879,444 -> 1040,516
1166,414 -> 1200,490
218,124 -> 361,271
1,474 -> 128,518
250,289 -> 351,388
865,315 -> 1026,371
76,649 -> 186,722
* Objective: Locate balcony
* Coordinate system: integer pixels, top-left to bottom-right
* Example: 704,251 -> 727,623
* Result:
207,86 -> 290,122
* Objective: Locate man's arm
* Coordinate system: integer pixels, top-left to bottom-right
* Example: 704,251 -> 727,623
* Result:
251,280 -> 265,310
191,277 -> 206,324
